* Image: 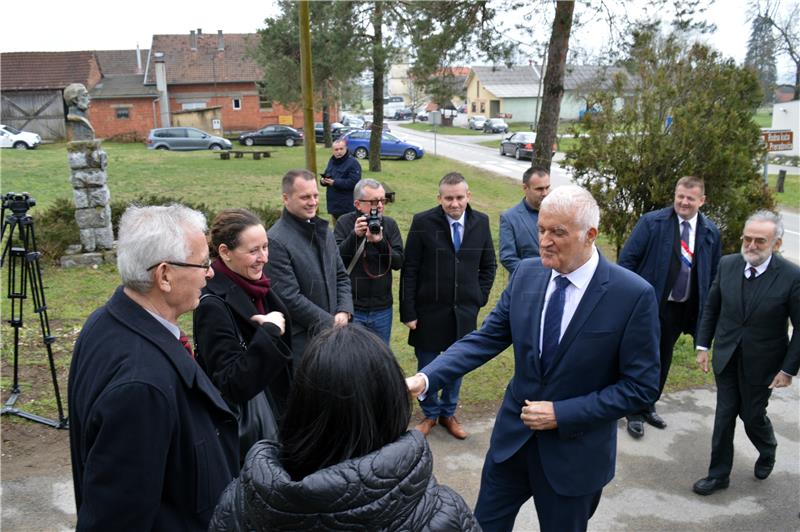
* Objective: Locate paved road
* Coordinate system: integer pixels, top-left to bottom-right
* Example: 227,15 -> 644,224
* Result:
3,386 -> 798,531
392,123 -> 799,264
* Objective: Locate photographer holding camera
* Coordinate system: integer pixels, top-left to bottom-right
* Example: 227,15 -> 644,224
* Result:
334,179 -> 403,345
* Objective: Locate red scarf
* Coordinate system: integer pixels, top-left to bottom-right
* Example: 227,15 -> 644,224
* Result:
212,258 -> 271,314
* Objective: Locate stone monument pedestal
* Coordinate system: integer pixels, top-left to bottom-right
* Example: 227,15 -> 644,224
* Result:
66,140 -> 114,254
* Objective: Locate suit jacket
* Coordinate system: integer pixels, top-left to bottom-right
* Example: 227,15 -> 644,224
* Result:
422,254 -> 660,497
696,253 -> 800,385
193,271 -> 293,408
618,206 -> 721,333
400,204 -> 496,352
69,287 -> 239,531
266,209 -> 354,360
499,199 -> 540,273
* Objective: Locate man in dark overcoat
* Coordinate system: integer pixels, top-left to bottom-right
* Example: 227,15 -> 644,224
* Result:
400,172 -> 496,439
69,204 -> 239,531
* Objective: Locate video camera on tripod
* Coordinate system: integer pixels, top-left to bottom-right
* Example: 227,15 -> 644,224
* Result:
1,191 -> 67,429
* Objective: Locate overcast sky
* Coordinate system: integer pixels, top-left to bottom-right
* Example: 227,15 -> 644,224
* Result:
1,0 -> 793,82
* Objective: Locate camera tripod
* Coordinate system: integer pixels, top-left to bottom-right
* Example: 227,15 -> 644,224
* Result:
0,193 -> 68,428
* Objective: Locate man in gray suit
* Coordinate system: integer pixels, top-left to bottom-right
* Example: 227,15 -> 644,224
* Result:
693,210 -> 800,496
499,166 -> 550,274
266,169 -> 353,362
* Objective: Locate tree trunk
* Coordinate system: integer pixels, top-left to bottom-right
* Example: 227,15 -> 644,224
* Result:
369,1 -> 385,172
532,0 -> 574,173
322,83 -> 332,148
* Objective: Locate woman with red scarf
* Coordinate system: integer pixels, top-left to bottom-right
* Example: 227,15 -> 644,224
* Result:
193,209 -> 293,460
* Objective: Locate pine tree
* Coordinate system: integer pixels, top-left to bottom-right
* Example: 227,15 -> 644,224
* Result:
744,15 -> 778,104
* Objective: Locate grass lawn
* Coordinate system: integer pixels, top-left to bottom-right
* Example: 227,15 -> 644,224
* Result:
400,122 -> 484,136
753,108 -> 772,128
768,171 -> 799,209
0,141 -> 712,420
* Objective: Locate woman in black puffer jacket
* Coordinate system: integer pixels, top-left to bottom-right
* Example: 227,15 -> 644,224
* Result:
210,324 -> 480,532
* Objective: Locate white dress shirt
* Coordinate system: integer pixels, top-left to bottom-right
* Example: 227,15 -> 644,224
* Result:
539,246 -> 600,352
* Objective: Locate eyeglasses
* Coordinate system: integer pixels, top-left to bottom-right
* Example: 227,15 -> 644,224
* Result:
741,236 -> 769,246
357,198 -> 387,207
146,260 -> 212,272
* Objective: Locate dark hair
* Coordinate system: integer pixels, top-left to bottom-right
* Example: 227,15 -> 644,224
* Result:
439,172 -> 466,189
281,168 -> 315,194
209,208 -> 263,258
279,324 -> 411,480
522,166 -> 549,184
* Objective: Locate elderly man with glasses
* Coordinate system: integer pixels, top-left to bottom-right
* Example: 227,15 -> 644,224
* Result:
68,204 -> 239,531
693,210 -> 800,496
334,178 -> 403,344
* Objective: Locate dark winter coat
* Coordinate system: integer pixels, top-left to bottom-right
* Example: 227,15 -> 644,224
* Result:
69,287 -> 238,531
209,431 -> 481,531
400,204 -> 496,352
323,153 -> 361,217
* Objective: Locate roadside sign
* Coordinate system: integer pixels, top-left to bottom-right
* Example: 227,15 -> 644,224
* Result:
761,130 -> 794,152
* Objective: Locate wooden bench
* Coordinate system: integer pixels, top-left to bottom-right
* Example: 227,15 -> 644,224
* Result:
219,150 -> 272,160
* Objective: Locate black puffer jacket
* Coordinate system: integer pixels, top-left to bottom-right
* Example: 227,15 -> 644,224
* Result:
210,430 -> 481,531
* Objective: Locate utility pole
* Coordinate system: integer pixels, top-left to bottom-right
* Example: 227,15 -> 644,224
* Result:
298,0 -> 316,173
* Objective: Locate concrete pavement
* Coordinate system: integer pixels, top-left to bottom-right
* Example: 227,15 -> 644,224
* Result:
2,385 -> 798,530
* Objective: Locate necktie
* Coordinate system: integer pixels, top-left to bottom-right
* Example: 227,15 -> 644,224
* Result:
452,221 -> 462,252
179,330 -> 194,358
747,266 -> 757,280
541,276 -> 570,374
671,221 -> 692,302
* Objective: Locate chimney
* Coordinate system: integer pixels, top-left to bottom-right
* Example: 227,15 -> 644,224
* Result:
217,30 -> 224,51
190,30 -> 197,51
197,28 -> 202,35
136,44 -> 142,74
154,53 -> 171,128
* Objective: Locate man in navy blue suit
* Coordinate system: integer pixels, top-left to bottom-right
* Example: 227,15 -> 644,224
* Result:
498,166 -> 550,274
407,185 -> 660,532
618,176 -> 721,438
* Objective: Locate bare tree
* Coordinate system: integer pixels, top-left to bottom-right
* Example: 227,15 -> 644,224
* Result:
764,2 -> 800,99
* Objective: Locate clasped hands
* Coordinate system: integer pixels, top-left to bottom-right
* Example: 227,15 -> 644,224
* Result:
250,311 -> 286,335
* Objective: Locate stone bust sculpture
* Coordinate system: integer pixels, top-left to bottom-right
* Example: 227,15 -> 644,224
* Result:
64,83 -> 95,141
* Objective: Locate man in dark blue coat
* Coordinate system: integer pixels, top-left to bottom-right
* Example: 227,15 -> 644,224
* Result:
407,185 -> 660,531
69,205 -> 239,531
321,139 -> 361,222
618,176 -> 721,438
499,166 -> 550,273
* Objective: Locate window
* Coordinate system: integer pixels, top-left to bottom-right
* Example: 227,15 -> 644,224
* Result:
257,82 -> 273,110
480,102 -> 485,113
477,81 -> 480,97
232,98 -> 241,110
471,102 -> 476,112
115,108 -> 130,119
186,128 -> 206,138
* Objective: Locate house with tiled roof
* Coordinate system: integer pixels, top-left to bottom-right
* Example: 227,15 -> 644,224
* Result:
465,64 -> 630,122
0,51 -> 103,139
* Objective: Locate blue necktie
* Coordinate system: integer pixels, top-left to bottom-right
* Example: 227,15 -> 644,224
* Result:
541,275 -> 570,374
671,221 -> 692,302
452,221 -> 461,252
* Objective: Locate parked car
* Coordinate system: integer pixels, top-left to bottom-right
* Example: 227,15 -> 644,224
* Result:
238,125 -> 303,147
468,115 -> 487,130
341,116 -> 366,129
341,130 -> 424,161
314,122 -> 349,142
498,132 -> 557,159
363,121 -> 391,133
392,108 -> 413,120
416,110 -> 429,122
0,125 -> 41,150
146,127 -> 232,151
483,118 -> 509,134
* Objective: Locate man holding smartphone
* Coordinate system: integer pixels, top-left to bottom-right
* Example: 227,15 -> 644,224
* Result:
321,139 -> 361,224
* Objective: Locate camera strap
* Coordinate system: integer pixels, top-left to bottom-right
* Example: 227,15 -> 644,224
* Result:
346,238 -> 367,275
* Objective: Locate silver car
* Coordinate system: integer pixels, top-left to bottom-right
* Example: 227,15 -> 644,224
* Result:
145,127 -> 232,151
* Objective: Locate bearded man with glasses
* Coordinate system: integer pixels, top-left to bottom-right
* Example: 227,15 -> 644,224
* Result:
334,178 -> 404,344
68,204 -> 238,531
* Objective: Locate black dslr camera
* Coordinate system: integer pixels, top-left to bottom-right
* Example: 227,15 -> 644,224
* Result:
3,192 -> 36,216
367,208 -> 382,235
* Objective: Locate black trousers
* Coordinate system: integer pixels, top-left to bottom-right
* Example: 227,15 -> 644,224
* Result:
707,348 -> 777,479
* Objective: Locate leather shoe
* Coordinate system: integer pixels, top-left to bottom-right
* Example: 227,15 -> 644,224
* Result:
643,411 -> 667,429
414,418 -> 437,437
754,457 -> 775,480
438,416 -> 468,440
626,416 -> 645,439
692,476 -> 730,495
